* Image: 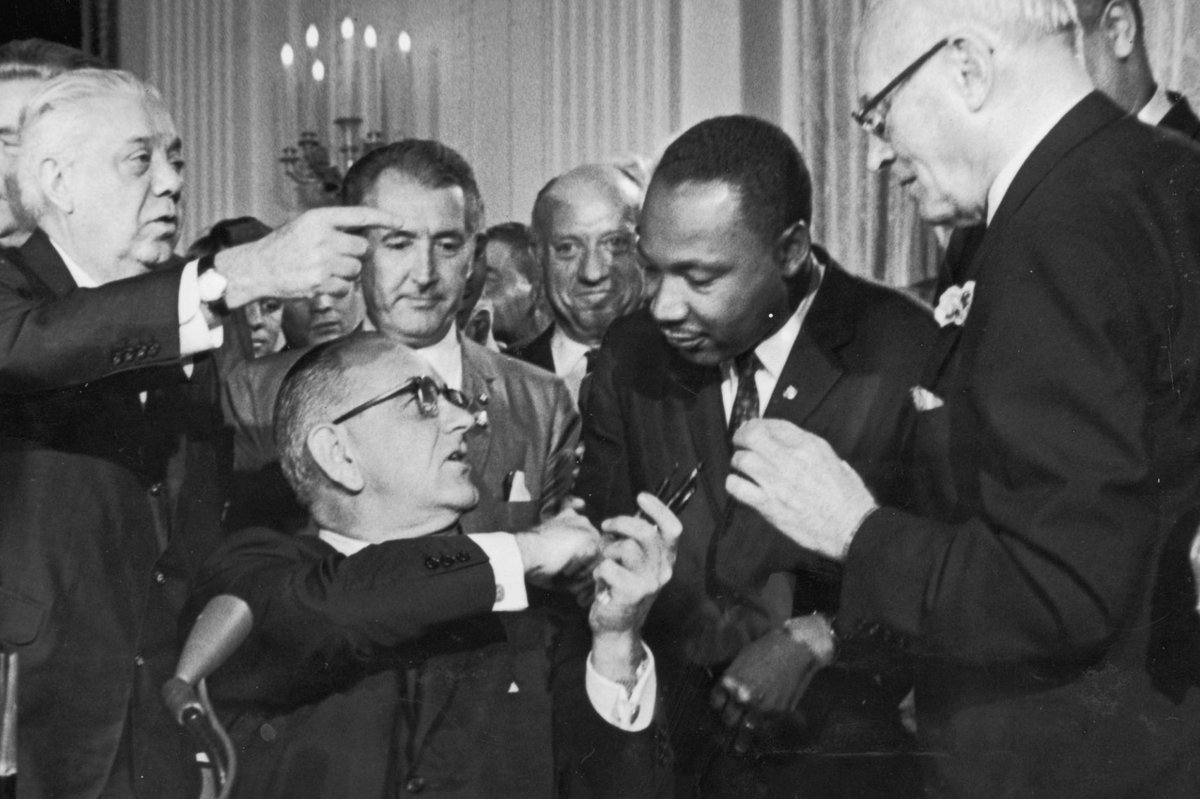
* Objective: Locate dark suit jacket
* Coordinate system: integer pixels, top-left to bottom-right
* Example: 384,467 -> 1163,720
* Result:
508,321 -> 556,374
839,93 -> 1200,797
938,89 -> 1200,295
577,254 -> 937,793
0,230 -> 229,797
197,529 -> 671,799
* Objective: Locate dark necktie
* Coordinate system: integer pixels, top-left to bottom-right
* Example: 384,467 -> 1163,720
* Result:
728,351 -> 761,438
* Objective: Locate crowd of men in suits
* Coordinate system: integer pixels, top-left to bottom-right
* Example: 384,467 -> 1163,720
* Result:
2,0 -> 1200,797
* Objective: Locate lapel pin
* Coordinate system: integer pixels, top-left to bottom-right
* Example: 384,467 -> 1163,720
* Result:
474,410 -> 489,428
477,391 -> 489,405
783,385 -> 798,401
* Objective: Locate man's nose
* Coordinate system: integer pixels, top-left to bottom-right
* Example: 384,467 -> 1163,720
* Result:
578,244 -> 610,285
152,153 -> 183,197
244,302 -> 265,328
442,397 -> 476,433
649,275 -> 687,324
867,135 -> 896,172
311,292 -> 335,312
412,241 -> 439,287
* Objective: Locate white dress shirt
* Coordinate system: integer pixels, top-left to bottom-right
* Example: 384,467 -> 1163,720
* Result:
550,326 -> 593,405
318,528 -> 657,731
1137,84 -> 1174,127
720,260 -> 825,422
415,325 -> 465,390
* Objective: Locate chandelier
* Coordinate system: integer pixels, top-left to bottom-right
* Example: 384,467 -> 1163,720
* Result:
278,17 -> 414,197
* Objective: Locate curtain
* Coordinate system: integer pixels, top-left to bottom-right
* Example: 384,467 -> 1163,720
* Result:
1144,0 -> 1200,107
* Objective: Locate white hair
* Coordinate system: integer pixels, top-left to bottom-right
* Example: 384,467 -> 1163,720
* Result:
15,68 -> 170,221
867,0 -> 1081,50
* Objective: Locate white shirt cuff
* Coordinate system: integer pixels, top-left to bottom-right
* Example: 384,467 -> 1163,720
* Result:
178,259 -> 225,358
585,642 -> 657,732
466,533 -> 529,612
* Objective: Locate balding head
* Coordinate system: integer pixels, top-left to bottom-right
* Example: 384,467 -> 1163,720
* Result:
855,0 -> 1090,225
531,163 -> 644,347
276,332 -> 478,540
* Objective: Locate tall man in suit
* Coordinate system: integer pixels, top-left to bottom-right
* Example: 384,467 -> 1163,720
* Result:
729,1 -> 1200,795
198,332 -> 677,798
577,115 -> 937,797
0,68 -> 402,798
511,164 -> 644,404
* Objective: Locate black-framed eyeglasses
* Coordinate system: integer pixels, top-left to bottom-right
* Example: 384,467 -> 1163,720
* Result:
851,38 -> 949,138
332,375 -> 469,424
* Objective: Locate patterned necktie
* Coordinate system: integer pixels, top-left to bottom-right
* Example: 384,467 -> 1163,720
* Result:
728,351 -> 761,438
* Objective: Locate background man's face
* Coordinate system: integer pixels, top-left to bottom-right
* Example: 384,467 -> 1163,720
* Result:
281,285 -> 366,347
640,180 -> 792,366
0,77 -> 42,240
362,170 -> 473,348
539,179 -> 642,346
340,348 -> 478,531
61,93 -> 183,275
483,238 -> 545,346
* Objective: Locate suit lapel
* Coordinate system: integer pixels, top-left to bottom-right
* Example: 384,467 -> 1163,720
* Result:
1161,92 -> 1200,141
20,229 -> 80,298
667,352 -> 728,522
459,340 -> 498,483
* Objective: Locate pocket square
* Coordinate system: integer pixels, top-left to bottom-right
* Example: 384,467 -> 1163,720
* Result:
910,386 -> 945,411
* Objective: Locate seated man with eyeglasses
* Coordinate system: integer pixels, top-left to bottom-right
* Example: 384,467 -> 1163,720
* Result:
191,332 -> 677,799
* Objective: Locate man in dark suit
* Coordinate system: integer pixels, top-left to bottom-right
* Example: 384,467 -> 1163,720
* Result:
938,0 -> 1199,296
510,164 -> 644,405
0,68 -> 400,798
729,2 -> 1200,796
198,333 -> 677,798
577,115 -> 937,797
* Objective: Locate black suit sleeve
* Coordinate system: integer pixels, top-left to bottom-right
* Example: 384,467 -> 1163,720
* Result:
576,342 -> 637,525
196,529 -> 502,709
0,250 -> 186,392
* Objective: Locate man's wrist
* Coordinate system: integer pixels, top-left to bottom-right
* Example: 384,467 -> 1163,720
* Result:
591,630 -> 645,689
211,248 -> 257,310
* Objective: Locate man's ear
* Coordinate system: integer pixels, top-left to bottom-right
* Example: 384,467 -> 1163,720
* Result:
306,424 -> 365,494
945,35 -> 994,112
38,157 -> 73,215
1101,0 -> 1138,60
776,219 -> 812,280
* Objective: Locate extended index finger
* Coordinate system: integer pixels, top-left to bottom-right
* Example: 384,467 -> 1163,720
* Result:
311,205 -> 405,231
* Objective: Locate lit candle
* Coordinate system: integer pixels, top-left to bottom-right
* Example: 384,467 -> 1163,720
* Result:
303,24 -> 319,135
340,16 -> 356,119
311,58 -> 326,136
280,43 -> 299,140
398,31 -> 413,138
362,25 -> 379,131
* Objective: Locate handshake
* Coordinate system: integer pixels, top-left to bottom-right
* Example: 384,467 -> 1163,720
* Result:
514,495 -> 682,683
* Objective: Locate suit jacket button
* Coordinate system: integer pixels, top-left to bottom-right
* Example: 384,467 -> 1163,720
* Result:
135,345 -> 148,359
439,555 -> 455,567
259,723 -> 276,742
134,655 -> 145,667
148,342 -> 161,356
110,353 -> 122,366
405,775 -> 425,793
424,557 -> 439,570
455,551 -> 470,562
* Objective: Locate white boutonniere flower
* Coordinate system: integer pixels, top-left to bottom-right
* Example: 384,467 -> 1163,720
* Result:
934,280 -> 976,327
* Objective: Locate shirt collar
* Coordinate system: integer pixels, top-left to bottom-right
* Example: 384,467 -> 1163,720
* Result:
318,528 -> 371,555
1137,83 -> 1174,126
415,325 -> 464,391
49,237 -> 99,288
723,259 -> 825,382
550,326 -> 593,376
986,91 -> 1088,225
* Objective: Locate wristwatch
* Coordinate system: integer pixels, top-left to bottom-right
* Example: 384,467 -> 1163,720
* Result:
196,253 -> 230,316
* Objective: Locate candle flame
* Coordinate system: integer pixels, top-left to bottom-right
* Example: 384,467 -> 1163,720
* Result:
305,24 -> 319,49
364,25 -> 377,48
280,43 -> 295,67
341,16 -> 354,40
398,31 -> 412,53
312,59 -> 326,82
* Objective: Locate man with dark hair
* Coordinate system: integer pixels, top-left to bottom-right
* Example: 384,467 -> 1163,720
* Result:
478,221 -> 552,349
731,0 -> 1200,794
577,114 -> 936,797
0,37 -> 107,247
198,332 -> 677,798
513,164 -> 644,404
0,68 -> 400,798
